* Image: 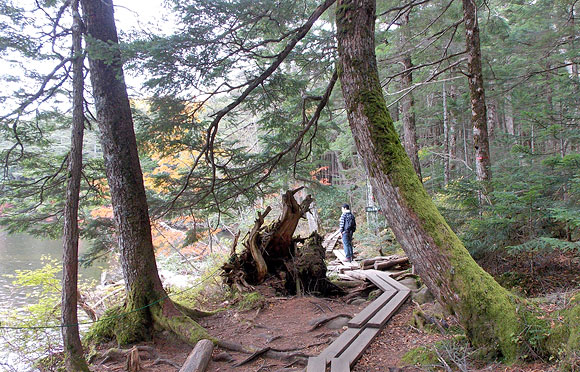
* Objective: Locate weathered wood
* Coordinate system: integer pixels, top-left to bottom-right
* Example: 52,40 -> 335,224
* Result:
367,290 -> 410,328
270,188 -> 313,254
359,270 -> 393,292
347,289 -> 396,328
180,339 -> 214,372
320,328 -> 361,363
248,207 -> 272,283
333,250 -> 347,262
330,357 -> 350,372
373,270 -> 411,292
360,255 -> 401,266
307,356 -> 326,372
338,265 -> 354,273
337,274 -> 358,281
339,328 -> 380,366
343,270 -> 367,281
323,229 -> 342,252
333,250 -> 359,268
373,257 -> 409,271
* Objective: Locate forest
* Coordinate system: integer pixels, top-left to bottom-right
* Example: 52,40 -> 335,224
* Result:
0,0 -> 578,371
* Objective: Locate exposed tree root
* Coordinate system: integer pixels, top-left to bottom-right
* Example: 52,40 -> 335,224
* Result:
217,340 -> 309,365
222,189 -> 341,296
98,344 -> 179,369
308,313 -> 352,331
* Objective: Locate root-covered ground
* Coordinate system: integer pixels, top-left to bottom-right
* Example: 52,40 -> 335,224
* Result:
90,284 -> 560,372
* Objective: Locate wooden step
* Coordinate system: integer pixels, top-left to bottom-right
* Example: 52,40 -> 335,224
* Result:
319,327 -> 362,363
347,289 -> 396,328
339,327 -> 381,366
330,357 -> 350,372
357,270 -> 393,292
307,356 -> 327,372
367,290 -> 410,328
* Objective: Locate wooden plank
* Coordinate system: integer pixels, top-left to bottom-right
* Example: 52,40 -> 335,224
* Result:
338,265 -> 354,273
348,289 -> 396,328
307,356 -> 327,372
319,328 -> 361,363
367,290 -> 410,328
361,270 -> 393,292
343,270 -> 367,281
330,357 -> 350,372
340,327 -> 381,366
333,249 -> 347,262
323,229 -> 342,251
333,250 -> 359,268
374,270 -> 411,292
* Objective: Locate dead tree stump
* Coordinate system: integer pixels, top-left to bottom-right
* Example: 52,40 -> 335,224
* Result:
222,189 -> 341,296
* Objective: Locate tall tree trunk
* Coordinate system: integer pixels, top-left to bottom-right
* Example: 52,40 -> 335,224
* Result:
399,10 -> 422,180
448,84 -> 458,175
61,1 -> 90,370
443,82 -> 450,185
487,98 -> 498,139
462,0 -> 492,200
335,0 -> 536,360
80,0 -> 208,345
504,94 -> 515,137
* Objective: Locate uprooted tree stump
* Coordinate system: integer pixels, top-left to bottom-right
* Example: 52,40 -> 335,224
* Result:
222,188 -> 342,296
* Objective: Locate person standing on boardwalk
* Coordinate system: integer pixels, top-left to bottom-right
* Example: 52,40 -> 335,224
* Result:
339,203 -> 356,262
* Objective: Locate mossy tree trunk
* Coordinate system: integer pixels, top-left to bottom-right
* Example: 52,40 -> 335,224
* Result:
335,0 -> 559,361
80,0 -> 208,346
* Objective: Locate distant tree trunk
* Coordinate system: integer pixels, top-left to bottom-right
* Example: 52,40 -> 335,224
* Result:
443,82 -> 450,185
462,0 -> 492,200
335,0 -> 549,360
61,1 -> 90,370
448,84 -> 458,176
504,94 -> 515,136
399,10 -> 422,180
487,98 -> 498,139
81,0 -> 208,345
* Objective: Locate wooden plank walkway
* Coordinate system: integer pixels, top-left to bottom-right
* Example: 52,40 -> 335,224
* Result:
333,250 -> 359,269
347,289 -> 396,328
306,254 -> 411,372
323,229 -> 342,252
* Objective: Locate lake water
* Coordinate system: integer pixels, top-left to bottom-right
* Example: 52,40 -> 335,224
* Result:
0,231 -> 102,372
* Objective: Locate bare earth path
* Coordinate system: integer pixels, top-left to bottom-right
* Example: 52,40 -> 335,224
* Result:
92,294 -> 556,372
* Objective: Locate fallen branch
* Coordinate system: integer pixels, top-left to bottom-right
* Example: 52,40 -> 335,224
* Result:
180,339 -> 214,372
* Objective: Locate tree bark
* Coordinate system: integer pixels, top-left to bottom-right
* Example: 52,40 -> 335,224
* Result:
443,82 -> 450,185
80,0 -> 208,345
462,0 -> 492,200
399,10 -> 422,180
61,1 -> 90,370
335,0 -> 535,360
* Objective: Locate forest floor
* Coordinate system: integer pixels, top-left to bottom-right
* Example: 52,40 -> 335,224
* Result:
91,282 -> 559,372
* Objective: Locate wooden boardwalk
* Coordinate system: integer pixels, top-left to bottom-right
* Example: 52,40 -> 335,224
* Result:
307,253 -> 411,372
